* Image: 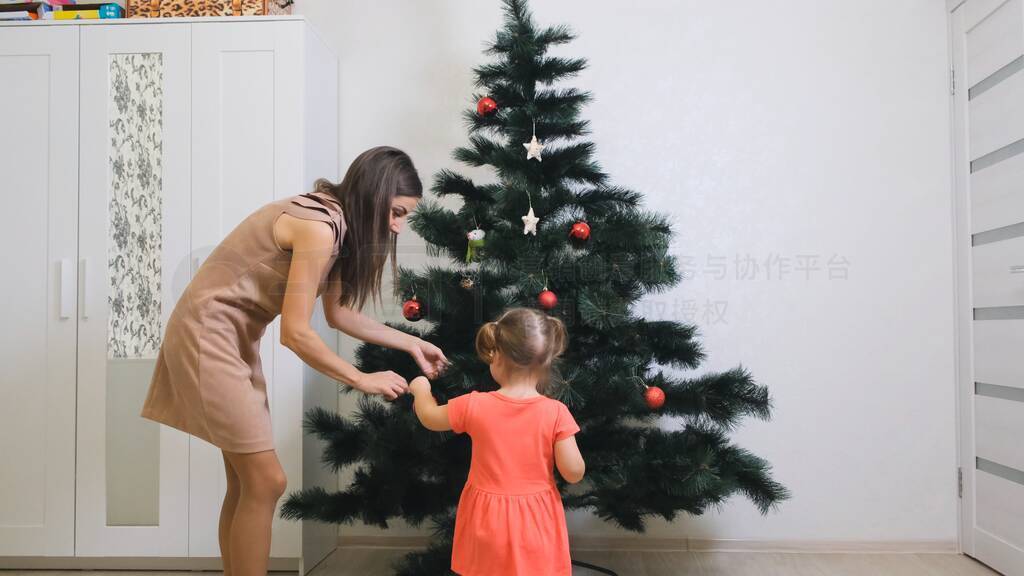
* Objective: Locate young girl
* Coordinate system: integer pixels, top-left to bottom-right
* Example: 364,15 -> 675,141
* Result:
409,307 -> 585,576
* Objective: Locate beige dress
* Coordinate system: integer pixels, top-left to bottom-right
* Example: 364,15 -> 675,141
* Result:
140,190 -> 346,453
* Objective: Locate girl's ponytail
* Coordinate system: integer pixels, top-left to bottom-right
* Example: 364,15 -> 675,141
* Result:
475,321 -> 500,364
543,315 -> 568,366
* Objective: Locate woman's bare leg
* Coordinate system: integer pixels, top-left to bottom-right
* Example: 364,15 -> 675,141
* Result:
223,449 -> 287,576
220,451 -> 242,576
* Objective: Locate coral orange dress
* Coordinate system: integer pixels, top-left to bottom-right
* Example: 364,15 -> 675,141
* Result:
446,390 -> 581,576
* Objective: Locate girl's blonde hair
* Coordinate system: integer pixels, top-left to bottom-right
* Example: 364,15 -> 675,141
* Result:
475,307 -> 568,394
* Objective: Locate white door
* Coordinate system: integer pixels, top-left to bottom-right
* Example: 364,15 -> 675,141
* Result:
189,20 -> 304,559
0,25 -> 78,556
77,23 -> 191,556
952,1 -> 1024,574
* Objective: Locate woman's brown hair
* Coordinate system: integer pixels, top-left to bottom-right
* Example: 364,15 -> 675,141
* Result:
475,307 -> 569,395
315,146 -> 422,311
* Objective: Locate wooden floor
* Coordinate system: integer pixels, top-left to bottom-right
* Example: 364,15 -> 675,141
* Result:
305,547 -> 1000,576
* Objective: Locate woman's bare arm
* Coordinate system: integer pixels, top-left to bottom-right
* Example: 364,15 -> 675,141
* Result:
278,216 -> 407,399
321,280 -> 418,352
322,279 -> 450,378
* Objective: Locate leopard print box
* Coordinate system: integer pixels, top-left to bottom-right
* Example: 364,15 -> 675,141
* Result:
127,0 -> 268,18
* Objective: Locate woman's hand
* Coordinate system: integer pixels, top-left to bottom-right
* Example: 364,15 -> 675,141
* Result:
352,371 -> 409,401
407,338 -> 450,379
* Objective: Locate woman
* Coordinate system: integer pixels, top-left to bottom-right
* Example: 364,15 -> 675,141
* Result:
140,146 -> 447,576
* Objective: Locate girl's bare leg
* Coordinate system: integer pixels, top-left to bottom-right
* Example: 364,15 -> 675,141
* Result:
220,451 -> 242,576
223,449 -> 288,576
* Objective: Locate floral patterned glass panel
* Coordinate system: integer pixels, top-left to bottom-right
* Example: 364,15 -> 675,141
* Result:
106,53 -> 163,527
108,52 -> 163,360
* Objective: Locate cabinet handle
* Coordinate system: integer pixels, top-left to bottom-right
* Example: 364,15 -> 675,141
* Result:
80,257 -> 89,319
59,258 -> 73,319
1011,265 -> 1024,274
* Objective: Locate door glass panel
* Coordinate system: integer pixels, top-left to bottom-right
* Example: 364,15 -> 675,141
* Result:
105,52 -> 163,527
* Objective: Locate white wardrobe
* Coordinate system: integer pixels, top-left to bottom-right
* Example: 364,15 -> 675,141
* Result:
0,16 -> 339,573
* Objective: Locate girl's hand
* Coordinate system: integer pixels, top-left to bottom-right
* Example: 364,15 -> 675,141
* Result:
353,371 -> 408,401
410,376 -> 431,397
408,338 -> 450,379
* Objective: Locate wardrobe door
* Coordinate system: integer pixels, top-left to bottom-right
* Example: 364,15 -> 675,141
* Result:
0,25 -> 78,556
189,20 -> 303,560
77,23 -> 191,556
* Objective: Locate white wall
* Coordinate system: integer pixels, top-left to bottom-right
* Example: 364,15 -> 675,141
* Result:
295,0 -> 957,544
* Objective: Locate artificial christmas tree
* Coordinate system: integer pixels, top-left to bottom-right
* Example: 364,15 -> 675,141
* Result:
282,1 -> 788,573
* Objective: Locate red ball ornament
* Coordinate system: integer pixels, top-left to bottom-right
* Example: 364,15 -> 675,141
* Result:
476,97 -> 498,117
569,221 -> 591,241
538,289 -> 558,310
402,297 -> 422,321
644,386 -> 666,410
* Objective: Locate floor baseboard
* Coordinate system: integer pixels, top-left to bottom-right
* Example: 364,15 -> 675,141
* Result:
0,556 -> 299,571
685,538 -> 958,554
338,535 -> 959,554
